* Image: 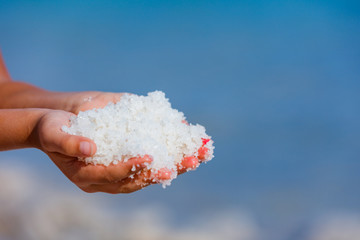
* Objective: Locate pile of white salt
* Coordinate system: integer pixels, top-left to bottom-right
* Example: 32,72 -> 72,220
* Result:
62,91 -> 214,187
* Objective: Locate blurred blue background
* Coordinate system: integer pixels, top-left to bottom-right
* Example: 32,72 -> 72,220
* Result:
1,1 -> 360,240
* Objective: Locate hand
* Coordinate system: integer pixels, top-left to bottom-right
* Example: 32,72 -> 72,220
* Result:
34,110 -> 154,193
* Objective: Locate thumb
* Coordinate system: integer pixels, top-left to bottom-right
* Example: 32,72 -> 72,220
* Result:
48,131 -> 97,157
60,134 -> 97,157
37,110 -> 97,157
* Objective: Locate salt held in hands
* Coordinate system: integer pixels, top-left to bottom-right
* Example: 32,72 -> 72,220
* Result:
62,91 -> 214,187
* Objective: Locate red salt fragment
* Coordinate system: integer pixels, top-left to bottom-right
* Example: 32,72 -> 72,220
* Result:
202,138 -> 210,146
182,120 -> 189,125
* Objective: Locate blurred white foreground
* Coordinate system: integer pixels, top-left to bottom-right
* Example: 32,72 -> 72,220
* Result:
0,164 -> 359,240
0,165 -> 258,240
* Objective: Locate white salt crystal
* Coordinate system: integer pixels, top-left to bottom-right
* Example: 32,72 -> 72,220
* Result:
62,91 -> 214,187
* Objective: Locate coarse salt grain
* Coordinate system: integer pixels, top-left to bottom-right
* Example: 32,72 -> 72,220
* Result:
62,91 -> 214,187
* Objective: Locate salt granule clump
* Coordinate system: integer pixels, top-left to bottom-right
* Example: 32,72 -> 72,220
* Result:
62,91 -> 214,187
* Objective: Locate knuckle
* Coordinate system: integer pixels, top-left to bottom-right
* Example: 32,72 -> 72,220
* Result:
61,136 -> 76,155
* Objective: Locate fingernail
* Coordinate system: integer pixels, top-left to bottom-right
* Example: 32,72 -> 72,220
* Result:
80,141 -> 92,156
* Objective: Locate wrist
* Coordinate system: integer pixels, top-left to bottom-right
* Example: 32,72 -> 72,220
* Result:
26,108 -> 52,149
0,108 -> 51,151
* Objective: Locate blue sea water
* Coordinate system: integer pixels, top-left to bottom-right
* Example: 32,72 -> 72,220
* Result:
0,1 -> 360,239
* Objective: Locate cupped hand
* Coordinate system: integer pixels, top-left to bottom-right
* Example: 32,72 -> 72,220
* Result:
34,110 -> 154,193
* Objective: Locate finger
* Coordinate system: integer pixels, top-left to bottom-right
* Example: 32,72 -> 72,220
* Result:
198,138 -> 211,162
68,155 -> 153,185
129,167 -> 174,183
154,167 -> 174,181
198,146 -> 209,161
84,176 -> 152,194
130,167 -> 174,182
177,156 -> 200,175
84,172 -> 153,194
84,166 -> 166,194
48,131 -> 97,157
